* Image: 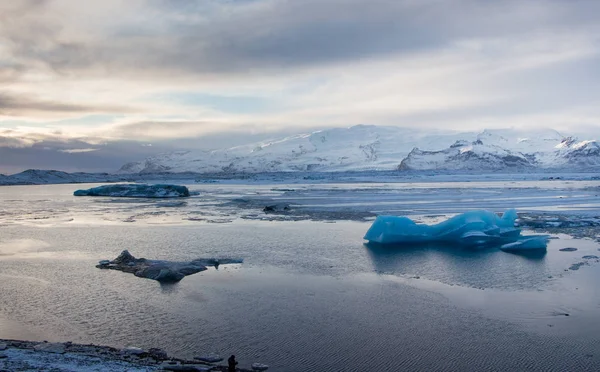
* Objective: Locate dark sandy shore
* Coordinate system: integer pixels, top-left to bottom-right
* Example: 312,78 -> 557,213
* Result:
0,339 -> 259,371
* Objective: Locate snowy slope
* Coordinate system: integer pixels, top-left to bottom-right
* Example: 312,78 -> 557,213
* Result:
118,125 -> 474,173
118,125 -> 600,174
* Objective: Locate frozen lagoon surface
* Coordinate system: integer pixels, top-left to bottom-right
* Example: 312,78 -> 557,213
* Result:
2,173 -> 600,371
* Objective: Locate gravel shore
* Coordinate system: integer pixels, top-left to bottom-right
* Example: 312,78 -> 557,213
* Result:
0,339 -> 257,372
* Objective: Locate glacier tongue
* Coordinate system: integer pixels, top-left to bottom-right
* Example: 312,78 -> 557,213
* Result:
363,209 -> 549,250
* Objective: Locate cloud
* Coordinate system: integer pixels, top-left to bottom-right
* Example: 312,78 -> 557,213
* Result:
2,0 -> 598,79
1,0 -> 600,173
57,148 -> 98,153
0,92 -> 134,117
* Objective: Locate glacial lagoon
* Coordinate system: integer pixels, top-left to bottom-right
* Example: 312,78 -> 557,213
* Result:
1,177 -> 600,371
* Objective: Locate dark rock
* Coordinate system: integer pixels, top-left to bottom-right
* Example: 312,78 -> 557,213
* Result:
0,342 -> 6,351
559,248 -> 578,252
112,250 -> 136,264
0,352 -> 6,359
135,266 -> 186,282
263,204 -> 290,213
583,255 -> 599,259
97,250 -> 242,283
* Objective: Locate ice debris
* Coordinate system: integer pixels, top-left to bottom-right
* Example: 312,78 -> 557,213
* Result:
74,184 -> 190,198
364,209 -> 549,250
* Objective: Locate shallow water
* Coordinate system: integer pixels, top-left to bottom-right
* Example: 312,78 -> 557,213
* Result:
1,181 -> 600,371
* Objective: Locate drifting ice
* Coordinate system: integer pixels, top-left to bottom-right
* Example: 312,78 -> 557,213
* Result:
364,209 -> 549,250
74,184 -> 190,198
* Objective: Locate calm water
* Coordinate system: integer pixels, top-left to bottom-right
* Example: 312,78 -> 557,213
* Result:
1,182 -> 600,371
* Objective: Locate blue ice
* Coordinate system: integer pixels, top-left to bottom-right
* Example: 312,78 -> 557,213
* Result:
74,184 -> 190,198
364,209 -> 548,250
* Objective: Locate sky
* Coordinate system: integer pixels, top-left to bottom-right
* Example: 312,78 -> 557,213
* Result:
1,0 -> 600,173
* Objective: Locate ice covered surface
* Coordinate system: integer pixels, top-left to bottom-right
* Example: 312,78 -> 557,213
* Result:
74,184 -> 190,198
364,209 -> 549,250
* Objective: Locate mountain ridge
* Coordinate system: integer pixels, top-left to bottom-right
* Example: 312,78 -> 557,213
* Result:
118,125 -> 600,173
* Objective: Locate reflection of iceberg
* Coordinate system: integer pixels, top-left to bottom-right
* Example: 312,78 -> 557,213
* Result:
364,209 -> 548,250
74,184 -> 190,198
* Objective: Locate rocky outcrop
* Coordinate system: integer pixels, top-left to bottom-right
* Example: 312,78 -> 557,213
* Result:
96,250 -> 243,283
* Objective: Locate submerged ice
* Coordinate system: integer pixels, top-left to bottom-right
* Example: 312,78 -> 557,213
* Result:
364,209 -> 549,250
74,184 -> 190,198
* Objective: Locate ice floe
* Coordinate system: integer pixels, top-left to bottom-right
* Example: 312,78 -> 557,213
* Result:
74,184 -> 190,198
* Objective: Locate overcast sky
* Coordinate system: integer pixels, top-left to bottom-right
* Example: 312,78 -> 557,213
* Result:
1,0 -> 600,173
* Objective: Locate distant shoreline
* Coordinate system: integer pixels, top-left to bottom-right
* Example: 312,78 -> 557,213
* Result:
2,168 -> 600,186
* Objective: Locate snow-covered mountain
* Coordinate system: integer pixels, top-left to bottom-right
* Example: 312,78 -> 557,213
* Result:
119,125 -> 600,174
118,125 -> 474,173
399,129 -> 600,171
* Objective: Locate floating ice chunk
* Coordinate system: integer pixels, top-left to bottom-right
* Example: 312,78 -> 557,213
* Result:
74,184 -> 190,198
364,209 -> 518,245
500,236 -> 549,252
364,209 -> 548,250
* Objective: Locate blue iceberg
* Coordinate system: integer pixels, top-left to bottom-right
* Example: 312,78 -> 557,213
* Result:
74,184 -> 190,198
364,209 -> 548,250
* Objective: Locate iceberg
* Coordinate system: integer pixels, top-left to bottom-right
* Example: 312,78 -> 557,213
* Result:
499,237 -> 549,252
74,184 -> 190,198
364,209 -> 548,250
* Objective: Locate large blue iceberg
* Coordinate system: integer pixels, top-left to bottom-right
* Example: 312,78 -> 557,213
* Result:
74,184 -> 190,198
364,209 -> 548,250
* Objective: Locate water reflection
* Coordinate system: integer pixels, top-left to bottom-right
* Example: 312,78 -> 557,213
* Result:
364,241 -> 548,289
159,281 -> 180,294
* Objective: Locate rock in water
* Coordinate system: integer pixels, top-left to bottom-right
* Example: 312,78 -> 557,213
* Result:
560,247 -> 578,252
97,250 -> 243,283
74,184 -> 190,198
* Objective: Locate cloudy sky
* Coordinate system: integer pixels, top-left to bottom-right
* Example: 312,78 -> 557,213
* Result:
1,0 -> 599,173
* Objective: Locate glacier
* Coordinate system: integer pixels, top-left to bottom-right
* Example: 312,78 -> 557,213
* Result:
74,184 -> 190,198
364,209 -> 549,250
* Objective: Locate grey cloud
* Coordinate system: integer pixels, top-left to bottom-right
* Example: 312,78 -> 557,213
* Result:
3,0 -> 599,80
0,92 -> 134,116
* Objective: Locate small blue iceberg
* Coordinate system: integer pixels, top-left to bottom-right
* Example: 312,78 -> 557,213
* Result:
74,184 -> 190,198
364,209 -> 548,251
